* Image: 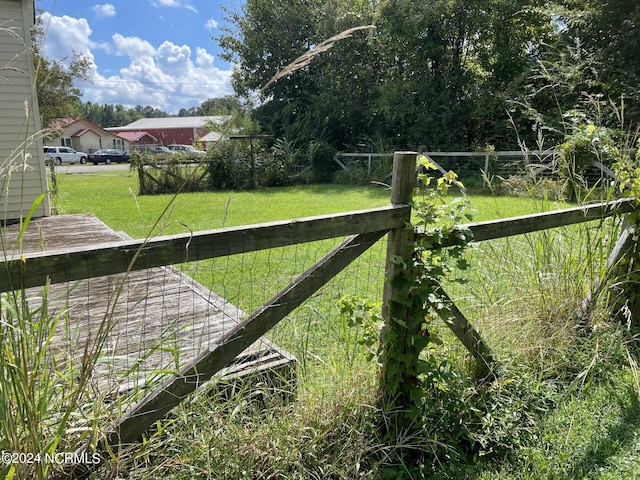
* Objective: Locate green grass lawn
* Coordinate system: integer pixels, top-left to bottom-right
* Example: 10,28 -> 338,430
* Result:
51,171 -> 640,480
55,170 -> 571,235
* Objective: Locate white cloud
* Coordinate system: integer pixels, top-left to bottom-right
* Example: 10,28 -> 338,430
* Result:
157,42 -> 191,72
40,13 -> 233,113
39,13 -> 96,63
150,0 -> 179,6
92,4 -> 116,19
195,48 -> 214,68
205,18 -> 218,30
112,34 -> 156,58
150,0 -> 197,13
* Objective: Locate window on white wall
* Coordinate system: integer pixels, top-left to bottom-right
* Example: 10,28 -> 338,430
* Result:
62,138 -> 72,147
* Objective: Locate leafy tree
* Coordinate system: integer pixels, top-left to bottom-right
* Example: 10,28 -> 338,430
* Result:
218,0 -> 378,147
471,0 -> 556,148
201,95 -> 242,115
374,0 -> 477,149
134,104 -> 168,118
178,96 -> 243,116
34,54 -> 89,128
510,0 -> 640,151
374,0 -> 556,150
32,13 -> 90,128
218,0 -> 638,154
561,0 -> 640,122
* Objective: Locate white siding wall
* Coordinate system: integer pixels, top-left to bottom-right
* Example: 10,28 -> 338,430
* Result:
72,131 -> 102,153
0,0 -> 50,223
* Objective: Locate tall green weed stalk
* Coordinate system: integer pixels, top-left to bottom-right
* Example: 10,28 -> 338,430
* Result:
1,198 -> 104,478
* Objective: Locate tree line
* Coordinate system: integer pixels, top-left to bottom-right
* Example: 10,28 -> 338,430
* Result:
76,97 -> 241,129
216,0 -> 640,152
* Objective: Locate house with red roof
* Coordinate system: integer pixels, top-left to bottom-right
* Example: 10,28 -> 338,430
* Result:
115,130 -> 159,147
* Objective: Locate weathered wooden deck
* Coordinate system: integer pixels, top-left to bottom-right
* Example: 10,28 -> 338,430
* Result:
1,214 -> 296,398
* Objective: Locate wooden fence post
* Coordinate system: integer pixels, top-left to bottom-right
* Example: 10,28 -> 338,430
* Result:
136,161 -> 145,194
382,151 -> 416,320
381,151 -> 416,405
380,152 -> 495,403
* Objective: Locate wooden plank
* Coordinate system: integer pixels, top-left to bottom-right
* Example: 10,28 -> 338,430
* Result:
468,198 -> 635,242
0,205 -> 409,292
7,214 -> 297,410
416,198 -> 636,246
575,219 -> 636,323
433,283 -> 494,379
108,230 -> 386,445
5,214 -> 296,401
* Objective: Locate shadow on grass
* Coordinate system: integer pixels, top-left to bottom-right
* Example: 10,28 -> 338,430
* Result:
254,182 -> 392,199
561,381 -> 640,478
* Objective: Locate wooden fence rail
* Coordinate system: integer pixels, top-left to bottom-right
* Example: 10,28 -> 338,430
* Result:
0,205 -> 409,293
3,198 -> 630,295
418,197 -> 636,247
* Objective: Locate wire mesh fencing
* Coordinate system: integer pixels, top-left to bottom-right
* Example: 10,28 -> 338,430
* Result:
436,213 -> 626,372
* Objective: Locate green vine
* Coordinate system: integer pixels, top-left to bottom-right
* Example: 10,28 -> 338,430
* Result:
338,294 -> 384,365
612,142 -> 640,326
558,112 -> 621,201
380,155 -> 473,414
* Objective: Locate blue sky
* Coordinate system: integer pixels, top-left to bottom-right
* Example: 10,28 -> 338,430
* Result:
37,0 -> 237,113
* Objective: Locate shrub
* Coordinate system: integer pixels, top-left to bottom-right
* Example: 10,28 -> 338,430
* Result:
496,176 -> 567,200
136,153 -> 208,195
557,112 -> 622,200
259,154 -> 290,187
308,140 -> 337,183
207,141 -> 251,190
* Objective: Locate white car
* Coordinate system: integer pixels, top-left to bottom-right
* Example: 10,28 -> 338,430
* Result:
44,146 -> 88,165
167,144 -> 206,156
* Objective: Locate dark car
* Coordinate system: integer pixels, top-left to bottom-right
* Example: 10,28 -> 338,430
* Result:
88,149 -> 131,164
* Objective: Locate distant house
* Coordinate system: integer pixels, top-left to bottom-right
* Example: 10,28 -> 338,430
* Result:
106,116 -> 226,149
0,0 -> 50,222
200,130 -> 223,151
115,130 -> 159,150
47,119 -> 130,153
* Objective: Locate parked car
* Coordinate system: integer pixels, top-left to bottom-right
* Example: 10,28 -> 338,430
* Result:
88,149 -> 131,164
43,146 -> 88,165
167,144 -> 206,156
133,146 -> 175,155
153,146 -> 175,154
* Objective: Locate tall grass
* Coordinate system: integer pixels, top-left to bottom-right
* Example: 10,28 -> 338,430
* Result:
459,214 -> 624,372
1,146 -> 113,479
